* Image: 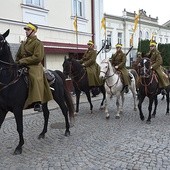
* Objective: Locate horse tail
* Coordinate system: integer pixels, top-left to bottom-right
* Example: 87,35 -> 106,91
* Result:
55,70 -> 75,119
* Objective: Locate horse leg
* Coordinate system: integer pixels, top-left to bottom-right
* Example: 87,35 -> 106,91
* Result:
165,89 -> 170,115
152,96 -> 158,118
13,108 -> 24,155
85,91 -> 93,114
138,95 -> 145,121
119,93 -> 124,114
75,90 -> 81,115
56,100 -> 70,136
99,85 -> 106,110
104,94 -> 109,119
115,94 -> 121,119
38,103 -> 49,139
0,110 -> 7,128
147,98 -> 154,123
130,86 -> 138,111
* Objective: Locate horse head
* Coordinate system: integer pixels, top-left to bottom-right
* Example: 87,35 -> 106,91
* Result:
99,58 -> 115,80
0,29 -> 14,64
138,57 -> 152,78
63,57 -> 84,78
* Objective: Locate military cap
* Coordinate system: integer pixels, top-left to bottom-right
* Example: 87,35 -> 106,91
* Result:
150,40 -> 157,46
87,40 -> 94,45
24,22 -> 38,31
115,43 -> 122,48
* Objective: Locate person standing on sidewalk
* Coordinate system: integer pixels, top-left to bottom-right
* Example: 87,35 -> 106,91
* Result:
15,22 -> 53,111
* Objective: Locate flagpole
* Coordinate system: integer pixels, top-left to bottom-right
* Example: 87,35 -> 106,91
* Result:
74,1 -> 78,58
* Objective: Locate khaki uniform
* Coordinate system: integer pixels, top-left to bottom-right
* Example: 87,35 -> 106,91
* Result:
147,49 -> 169,88
16,36 -> 53,108
80,49 -> 102,86
111,50 -> 130,86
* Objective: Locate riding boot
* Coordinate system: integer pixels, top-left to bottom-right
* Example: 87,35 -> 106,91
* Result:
161,89 -> 167,95
123,85 -> 129,93
34,102 -> 42,112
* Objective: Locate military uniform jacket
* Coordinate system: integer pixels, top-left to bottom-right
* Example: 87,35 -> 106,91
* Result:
16,36 -> 53,108
147,49 -> 169,87
80,49 -> 102,86
111,50 -> 130,85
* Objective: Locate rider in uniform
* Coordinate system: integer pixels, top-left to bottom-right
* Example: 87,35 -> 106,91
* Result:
15,22 -> 53,111
110,43 -> 130,93
80,40 -> 102,87
147,40 -> 170,95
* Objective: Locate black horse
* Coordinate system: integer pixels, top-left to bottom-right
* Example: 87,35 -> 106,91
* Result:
63,57 -> 106,114
0,30 -> 74,155
137,57 -> 169,123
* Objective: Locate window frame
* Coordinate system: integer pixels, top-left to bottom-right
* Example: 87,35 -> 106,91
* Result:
73,0 -> 85,18
25,0 -> 44,8
117,32 -> 123,44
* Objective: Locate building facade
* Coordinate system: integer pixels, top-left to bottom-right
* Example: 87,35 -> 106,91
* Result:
0,0 -> 104,71
102,9 -> 170,66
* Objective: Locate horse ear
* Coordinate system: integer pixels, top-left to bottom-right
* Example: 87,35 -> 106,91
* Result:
3,29 -> 10,39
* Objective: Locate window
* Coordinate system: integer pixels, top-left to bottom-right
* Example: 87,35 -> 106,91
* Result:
73,0 -> 84,18
26,0 -> 44,8
118,32 -> 122,44
165,38 -> 168,43
159,37 -> 162,43
145,31 -> 149,40
106,31 -> 112,49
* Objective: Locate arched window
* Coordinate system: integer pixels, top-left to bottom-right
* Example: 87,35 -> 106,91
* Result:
145,31 -> 149,40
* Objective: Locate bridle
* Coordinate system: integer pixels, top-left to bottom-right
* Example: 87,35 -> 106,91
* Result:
139,58 -> 158,95
100,61 -> 115,79
67,61 -> 86,83
0,35 -> 27,91
100,60 -> 120,93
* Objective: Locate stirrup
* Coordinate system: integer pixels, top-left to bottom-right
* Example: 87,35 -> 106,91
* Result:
34,103 -> 42,112
161,89 -> 167,95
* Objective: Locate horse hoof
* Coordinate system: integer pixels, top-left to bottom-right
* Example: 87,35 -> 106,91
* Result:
151,114 -> 155,118
74,112 -> 78,116
106,115 -> 110,119
65,131 -> 70,136
146,120 -> 151,124
115,116 -> 120,119
134,108 -> 137,111
38,134 -> 45,139
13,148 -> 22,155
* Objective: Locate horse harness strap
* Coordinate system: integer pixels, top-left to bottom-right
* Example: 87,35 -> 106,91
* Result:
0,67 -> 27,92
140,72 -> 158,95
105,74 -> 120,95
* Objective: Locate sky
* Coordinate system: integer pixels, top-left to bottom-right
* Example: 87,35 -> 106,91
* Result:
103,0 -> 169,25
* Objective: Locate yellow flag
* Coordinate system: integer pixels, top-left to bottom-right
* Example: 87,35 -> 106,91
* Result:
73,16 -> 77,32
151,32 -> 155,41
130,34 -> 134,46
133,12 -> 140,33
101,17 -> 106,32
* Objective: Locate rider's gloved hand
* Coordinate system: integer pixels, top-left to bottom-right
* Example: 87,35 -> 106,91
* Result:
115,66 -> 118,69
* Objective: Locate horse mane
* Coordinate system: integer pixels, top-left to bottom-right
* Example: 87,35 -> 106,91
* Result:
0,34 -> 14,64
71,58 -> 83,71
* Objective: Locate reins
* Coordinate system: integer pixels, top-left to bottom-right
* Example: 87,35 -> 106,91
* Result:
0,60 -> 26,92
100,61 -> 121,94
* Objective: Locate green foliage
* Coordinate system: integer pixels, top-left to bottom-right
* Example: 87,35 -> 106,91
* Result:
137,39 -> 150,55
158,43 -> 170,66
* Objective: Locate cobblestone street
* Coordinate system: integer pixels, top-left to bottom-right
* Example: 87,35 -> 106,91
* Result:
1,94 -> 170,170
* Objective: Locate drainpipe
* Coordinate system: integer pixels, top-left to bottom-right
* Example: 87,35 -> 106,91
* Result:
91,0 -> 95,43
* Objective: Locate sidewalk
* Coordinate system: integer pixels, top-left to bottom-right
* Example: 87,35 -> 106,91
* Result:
6,93 -> 103,119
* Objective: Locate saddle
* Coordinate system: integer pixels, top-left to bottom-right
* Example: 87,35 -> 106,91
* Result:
43,69 -> 55,85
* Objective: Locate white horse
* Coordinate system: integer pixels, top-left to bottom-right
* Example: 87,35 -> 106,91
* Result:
99,58 -> 137,119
